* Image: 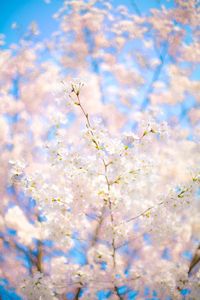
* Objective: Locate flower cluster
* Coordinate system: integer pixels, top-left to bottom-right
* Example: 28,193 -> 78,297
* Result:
13,81 -> 200,299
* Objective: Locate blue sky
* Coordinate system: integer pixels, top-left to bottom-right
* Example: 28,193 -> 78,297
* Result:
0,0 -> 61,45
0,0 -> 174,46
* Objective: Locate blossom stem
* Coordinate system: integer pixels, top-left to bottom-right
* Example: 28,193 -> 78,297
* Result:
73,95 -> 123,299
103,161 -> 123,300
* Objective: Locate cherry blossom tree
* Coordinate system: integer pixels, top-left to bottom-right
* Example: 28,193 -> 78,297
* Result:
0,0 -> 200,299
10,78 -> 199,300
